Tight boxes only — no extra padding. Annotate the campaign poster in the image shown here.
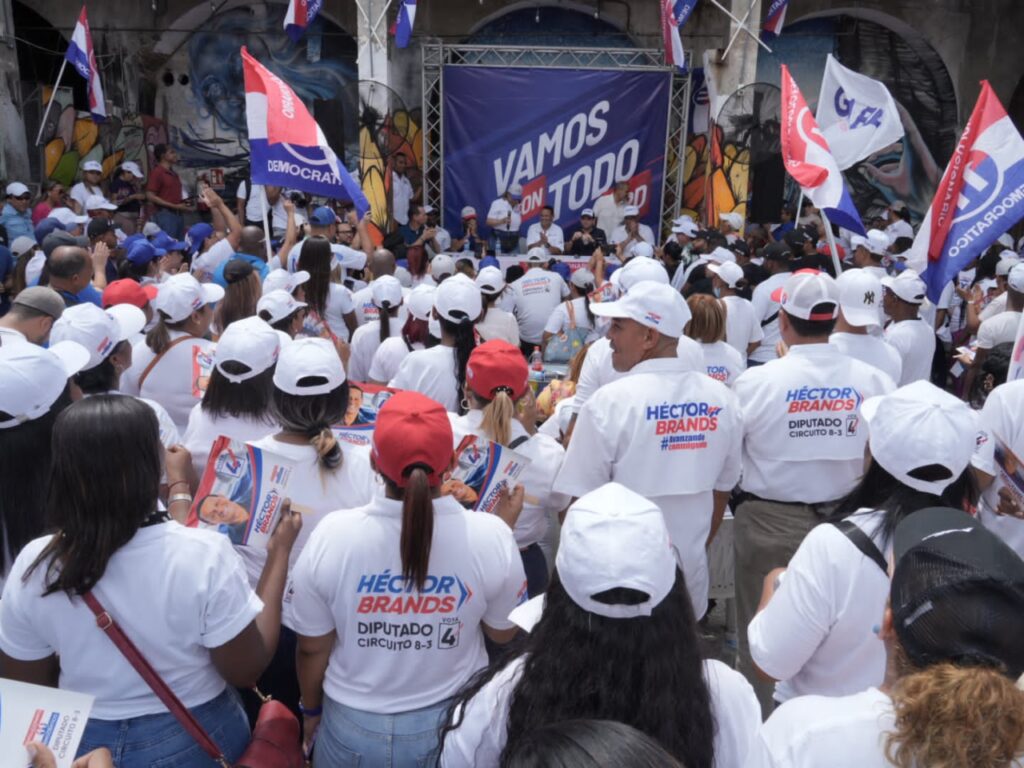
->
[186,437,293,547]
[0,679,93,768]
[331,382,399,448]
[442,434,531,514]
[442,66,671,238]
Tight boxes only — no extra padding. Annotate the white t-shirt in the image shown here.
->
[543,297,600,343]
[748,508,889,703]
[972,380,1024,559]
[434,226,452,253]
[829,332,903,384]
[236,182,288,230]
[191,238,235,283]
[70,181,101,212]
[510,268,570,344]
[700,340,745,387]
[750,272,791,363]
[389,344,460,412]
[369,336,421,383]
[351,285,410,327]
[592,193,626,235]
[449,411,569,548]
[885,218,914,241]
[122,331,217,432]
[476,307,521,346]
[556,357,742,615]
[440,656,760,768]
[977,310,1022,350]
[348,317,402,383]
[525,223,565,254]
[722,295,763,356]
[182,403,277,479]
[241,435,379,584]
[609,223,656,246]
[979,290,1008,323]
[283,495,527,713]
[0,524,261,719]
[883,318,935,385]
[486,197,521,234]
[733,344,896,503]
[392,173,414,226]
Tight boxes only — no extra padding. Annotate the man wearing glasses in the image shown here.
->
[2,183,36,242]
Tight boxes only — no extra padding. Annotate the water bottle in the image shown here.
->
[530,348,543,372]
[496,235,502,257]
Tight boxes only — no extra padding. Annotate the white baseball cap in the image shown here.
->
[997,233,1015,249]
[881,269,927,305]
[142,221,162,237]
[257,289,307,325]
[5,182,29,197]
[461,206,477,219]
[330,243,367,271]
[120,161,144,179]
[263,268,310,295]
[861,380,977,495]
[394,266,413,288]
[215,316,283,382]
[407,284,436,321]
[771,270,840,321]
[866,228,891,256]
[707,261,744,289]
[430,253,456,279]
[423,205,435,214]
[85,194,117,212]
[591,280,690,338]
[525,247,547,262]
[152,273,225,323]
[618,257,669,291]
[10,236,36,258]
[507,183,523,198]
[0,340,89,428]
[628,241,654,259]
[719,211,743,229]
[672,220,699,237]
[673,215,695,227]
[580,208,596,218]
[707,246,736,264]
[836,269,884,328]
[81,160,103,173]
[1009,263,1024,293]
[273,337,345,396]
[623,205,640,217]
[435,273,481,323]
[996,255,1020,277]
[570,268,596,290]
[49,207,88,227]
[475,266,506,295]
[49,303,146,370]
[371,275,403,308]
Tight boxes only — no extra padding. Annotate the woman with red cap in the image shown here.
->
[453,339,569,595]
[285,391,527,767]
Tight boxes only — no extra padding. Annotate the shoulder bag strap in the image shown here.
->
[831,520,888,574]
[508,435,530,450]
[137,335,195,392]
[565,298,577,331]
[760,309,780,328]
[82,592,229,765]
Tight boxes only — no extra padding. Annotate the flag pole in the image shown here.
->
[820,210,843,277]
[35,59,68,147]
[259,190,273,264]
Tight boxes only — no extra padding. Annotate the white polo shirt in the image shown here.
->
[389,344,460,412]
[392,173,414,226]
[748,508,889,703]
[883,318,935,385]
[486,197,521,235]
[977,310,1022,350]
[555,357,742,614]
[510,268,570,344]
[829,332,903,384]
[525,222,565,254]
[608,223,655,246]
[749,271,791,363]
[972,380,1024,559]
[236,182,287,230]
[700,340,745,387]
[733,344,896,504]
[722,295,763,356]
[476,307,521,346]
[283,495,526,714]
[348,318,403,383]
[979,290,1008,323]
[592,193,626,235]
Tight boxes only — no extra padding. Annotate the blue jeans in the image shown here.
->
[153,208,185,240]
[77,688,250,767]
[313,696,451,768]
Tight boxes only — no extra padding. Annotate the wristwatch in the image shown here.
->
[298,699,323,717]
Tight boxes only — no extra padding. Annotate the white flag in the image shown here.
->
[815,54,904,170]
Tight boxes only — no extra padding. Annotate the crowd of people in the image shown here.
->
[1,157,1024,768]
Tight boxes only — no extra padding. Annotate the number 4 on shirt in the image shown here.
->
[439,618,461,649]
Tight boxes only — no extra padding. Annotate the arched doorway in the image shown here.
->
[465,4,636,48]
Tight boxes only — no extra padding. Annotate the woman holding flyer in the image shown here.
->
[451,339,569,595]
[0,395,301,767]
[286,391,528,767]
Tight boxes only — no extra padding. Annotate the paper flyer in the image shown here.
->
[0,678,94,768]
[994,435,1024,510]
[191,345,214,397]
[332,383,399,448]
[588,281,618,304]
[186,436,294,548]
[442,434,531,514]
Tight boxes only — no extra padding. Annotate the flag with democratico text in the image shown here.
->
[284,0,322,42]
[661,0,697,70]
[393,0,417,49]
[241,46,368,216]
[65,6,106,122]
[780,64,864,236]
[905,81,1024,302]
[816,54,904,170]
[762,0,788,37]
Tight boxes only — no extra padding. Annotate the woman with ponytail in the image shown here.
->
[452,340,569,595]
[389,274,482,413]
[756,504,1024,768]
[287,391,527,767]
[367,284,437,384]
[295,236,358,342]
[541,267,601,351]
[347,275,404,382]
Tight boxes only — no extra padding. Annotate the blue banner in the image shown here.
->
[249,138,366,213]
[442,66,672,238]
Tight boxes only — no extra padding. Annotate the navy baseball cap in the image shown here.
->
[185,223,214,255]
[126,240,166,266]
[309,206,337,227]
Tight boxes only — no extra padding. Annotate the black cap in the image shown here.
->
[728,240,750,258]
[784,229,811,249]
[42,230,89,258]
[891,507,1024,679]
[223,258,255,285]
[761,241,791,262]
[86,217,114,239]
[694,229,715,240]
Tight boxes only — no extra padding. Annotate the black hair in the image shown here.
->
[73,340,132,393]
[145,310,192,354]
[25,396,161,596]
[117,258,153,282]
[153,143,169,161]
[541,205,554,215]
[258,307,304,334]
[663,240,683,263]
[382,467,435,592]
[502,720,685,768]
[378,300,400,345]
[271,381,349,471]
[201,363,276,421]
[506,265,525,284]
[571,277,596,327]
[0,384,72,575]
[440,314,477,415]
[296,237,333,319]
[784,306,836,337]
[441,570,715,767]
[973,248,1003,284]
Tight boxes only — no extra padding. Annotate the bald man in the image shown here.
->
[46,246,101,307]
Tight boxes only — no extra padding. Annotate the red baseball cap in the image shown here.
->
[465,339,529,401]
[372,391,453,487]
[102,279,158,310]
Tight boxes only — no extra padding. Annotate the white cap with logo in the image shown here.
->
[81,160,103,173]
[591,280,691,338]
[623,205,640,217]
[771,270,840,321]
[881,269,927,305]
[0,341,90,428]
[273,337,345,396]
[836,268,884,328]
[49,303,146,370]
[215,316,284,382]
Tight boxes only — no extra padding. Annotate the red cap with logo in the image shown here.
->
[372,391,453,487]
[465,339,530,401]
[102,279,158,310]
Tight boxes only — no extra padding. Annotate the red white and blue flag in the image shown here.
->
[284,0,322,42]
[906,81,1024,302]
[661,0,697,70]
[241,46,369,216]
[65,6,106,122]
[762,0,789,37]
[780,65,864,237]
[393,0,417,49]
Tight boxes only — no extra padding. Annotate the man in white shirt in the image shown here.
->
[486,184,522,254]
[732,270,895,711]
[749,242,795,364]
[609,205,655,258]
[830,269,902,382]
[972,379,1024,558]
[884,199,914,241]
[391,153,416,226]
[0,286,65,345]
[964,263,1024,399]
[718,211,743,243]
[880,269,936,385]
[849,229,890,281]
[425,206,451,253]
[235,181,287,232]
[69,160,104,214]
[708,261,762,357]
[592,181,629,236]
[509,248,569,355]
[525,205,564,256]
